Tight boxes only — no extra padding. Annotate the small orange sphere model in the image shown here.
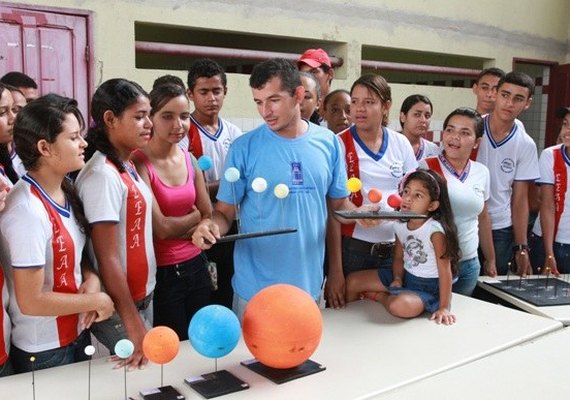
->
[367,188,382,204]
[242,284,323,369]
[142,326,180,365]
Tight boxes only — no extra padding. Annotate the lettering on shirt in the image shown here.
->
[129,183,143,249]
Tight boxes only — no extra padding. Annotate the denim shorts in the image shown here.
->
[452,257,481,296]
[378,268,441,313]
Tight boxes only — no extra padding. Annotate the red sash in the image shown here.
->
[30,186,79,347]
[425,156,445,180]
[0,165,11,193]
[553,146,567,238]
[108,160,150,302]
[339,126,362,237]
[0,269,7,364]
[188,123,203,158]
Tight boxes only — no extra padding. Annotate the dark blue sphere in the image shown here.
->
[188,305,241,359]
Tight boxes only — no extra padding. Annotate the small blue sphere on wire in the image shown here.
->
[114,339,134,359]
[197,155,213,171]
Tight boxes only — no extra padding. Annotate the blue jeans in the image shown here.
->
[10,330,90,373]
[452,257,480,296]
[490,226,514,275]
[342,238,393,276]
[90,293,153,354]
[154,255,211,341]
[529,233,570,274]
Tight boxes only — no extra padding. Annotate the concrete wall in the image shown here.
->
[5,0,570,127]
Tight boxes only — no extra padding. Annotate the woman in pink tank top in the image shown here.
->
[132,83,212,340]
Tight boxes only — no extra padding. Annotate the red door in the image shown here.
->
[0,5,90,118]
[546,63,570,147]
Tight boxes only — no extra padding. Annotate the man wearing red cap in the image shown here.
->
[298,48,335,100]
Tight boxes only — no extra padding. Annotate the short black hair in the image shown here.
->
[498,71,535,97]
[249,58,301,96]
[399,94,433,128]
[475,67,505,84]
[323,89,350,109]
[0,71,38,89]
[187,59,227,91]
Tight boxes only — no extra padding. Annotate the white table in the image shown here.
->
[478,274,570,326]
[0,295,562,400]
[380,326,570,400]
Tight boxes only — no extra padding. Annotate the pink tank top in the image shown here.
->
[133,149,201,266]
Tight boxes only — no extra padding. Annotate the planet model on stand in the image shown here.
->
[240,284,326,384]
[114,339,134,400]
[185,305,249,398]
[139,327,184,400]
[188,305,241,359]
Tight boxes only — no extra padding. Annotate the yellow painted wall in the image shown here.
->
[5,0,570,123]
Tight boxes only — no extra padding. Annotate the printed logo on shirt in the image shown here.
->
[500,158,515,174]
[223,137,233,152]
[403,235,428,268]
[291,162,304,185]
[390,161,405,178]
[472,184,485,198]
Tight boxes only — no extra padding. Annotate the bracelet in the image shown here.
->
[512,244,529,253]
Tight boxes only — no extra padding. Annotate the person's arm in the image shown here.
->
[79,254,110,329]
[206,180,220,203]
[528,183,541,214]
[539,184,558,275]
[512,180,532,276]
[134,156,205,240]
[478,202,497,277]
[12,266,113,321]
[328,197,380,227]
[188,154,214,236]
[324,213,345,309]
[391,239,404,288]
[430,231,455,325]
[90,222,148,370]
[192,201,236,249]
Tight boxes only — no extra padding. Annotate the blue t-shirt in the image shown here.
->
[217,122,349,301]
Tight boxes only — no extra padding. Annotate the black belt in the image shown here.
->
[343,237,395,259]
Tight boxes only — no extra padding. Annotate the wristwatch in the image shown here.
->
[512,244,530,253]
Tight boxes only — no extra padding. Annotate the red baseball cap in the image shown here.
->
[297,48,332,69]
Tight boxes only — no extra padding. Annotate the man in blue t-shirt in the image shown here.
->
[192,58,372,319]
